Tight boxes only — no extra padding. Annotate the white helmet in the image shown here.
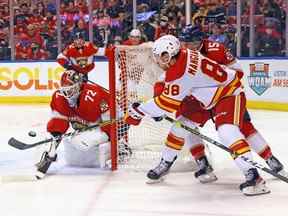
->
[152,34,180,66]
[60,70,82,101]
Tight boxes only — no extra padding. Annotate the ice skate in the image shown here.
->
[194,156,217,183]
[35,151,57,179]
[146,158,175,184]
[240,168,270,196]
[266,155,288,177]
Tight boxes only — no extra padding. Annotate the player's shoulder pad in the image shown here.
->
[50,90,70,113]
[51,90,64,100]
[165,48,187,82]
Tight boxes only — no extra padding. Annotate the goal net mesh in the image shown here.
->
[109,43,197,172]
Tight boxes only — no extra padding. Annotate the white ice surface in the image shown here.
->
[0,104,287,216]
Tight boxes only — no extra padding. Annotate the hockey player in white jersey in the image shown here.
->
[178,25,287,179]
[150,29,287,184]
[125,35,270,196]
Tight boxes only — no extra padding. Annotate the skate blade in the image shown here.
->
[146,177,165,184]
[198,173,218,184]
[242,182,271,196]
[243,189,271,196]
[278,170,288,178]
[0,174,39,183]
[35,171,46,180]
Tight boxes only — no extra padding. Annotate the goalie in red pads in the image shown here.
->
[35,70,112,179]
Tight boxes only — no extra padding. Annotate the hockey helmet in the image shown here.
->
[60,70,82,99]
[152,34,180,66]
[179,25,205,42]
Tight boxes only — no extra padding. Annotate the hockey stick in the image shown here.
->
[8,120,112,150]
[164,116,288,184]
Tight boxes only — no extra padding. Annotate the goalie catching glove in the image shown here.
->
[124,102,145,125]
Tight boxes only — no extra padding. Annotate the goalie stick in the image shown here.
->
[8,120,113,150]
[164,115,288,184]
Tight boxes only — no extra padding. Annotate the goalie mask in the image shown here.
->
[152,34,180,67]
[60,70,82,100]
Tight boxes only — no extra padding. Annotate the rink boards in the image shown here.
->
[0,58,288,111]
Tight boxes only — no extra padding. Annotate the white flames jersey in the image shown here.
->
[138,48,243,117]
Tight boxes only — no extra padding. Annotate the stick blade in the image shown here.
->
[8,137,30,150]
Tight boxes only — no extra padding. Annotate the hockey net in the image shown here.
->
[107,43,198,172]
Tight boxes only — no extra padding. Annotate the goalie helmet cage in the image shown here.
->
[107,43,198,171]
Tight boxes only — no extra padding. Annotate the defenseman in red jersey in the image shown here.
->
[35,70,112,179]
[125,35,270,196]
[178,25,287,177]
[57,33,108,80]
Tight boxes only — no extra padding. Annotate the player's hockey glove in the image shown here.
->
[124,102,145,126]
[153,81,165,97]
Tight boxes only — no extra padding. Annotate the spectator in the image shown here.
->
[0,31,10,60]
[35,1,46,16]
[93,26,105,47]
[192,2,208,26]
[208,23,229,45]
[76,0,88,14]
[93,9,111,29]
[29,9,44,28]
[113,35,123,45]
[25,24,44,49]
[15,34,33,60]
[154,15,170,39]
[206,1,226,24]
[122,29,143,45]
[19,3,32,18]
[139,18,156,41]
[225,25,237,56]
[70,18,89,43]
[256,18,282,56]
[31,42,49,60]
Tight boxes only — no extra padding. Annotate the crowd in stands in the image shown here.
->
[0,0,286,60]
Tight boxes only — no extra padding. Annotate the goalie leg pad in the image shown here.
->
[69,127,109,152]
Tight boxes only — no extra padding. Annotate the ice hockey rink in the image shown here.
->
[0,104,287,216]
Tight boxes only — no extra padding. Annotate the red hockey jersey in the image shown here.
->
[47,83,111,135]
[200,39,235,66]
[57,42,99,74]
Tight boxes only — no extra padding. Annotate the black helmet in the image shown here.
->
[179,25,205,42]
